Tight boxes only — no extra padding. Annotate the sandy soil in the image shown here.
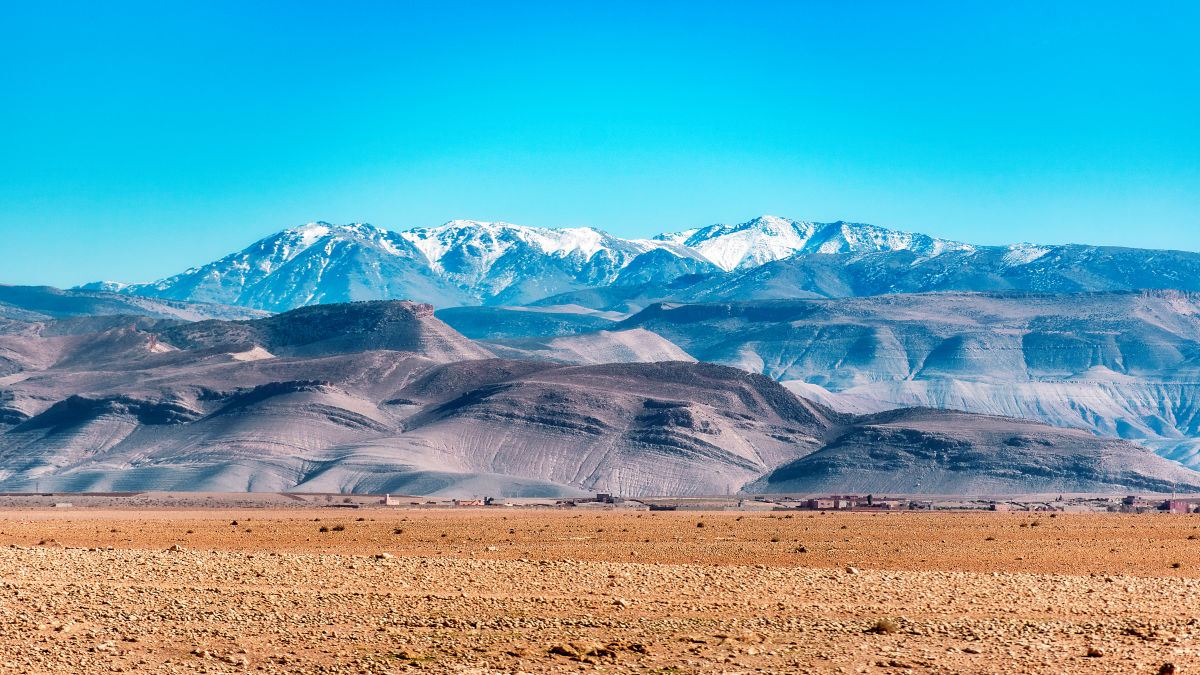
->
[0,508,1197,673]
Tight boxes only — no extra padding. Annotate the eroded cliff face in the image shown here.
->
[617,290,1200,467]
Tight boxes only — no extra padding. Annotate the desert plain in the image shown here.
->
[1,505,1199,674]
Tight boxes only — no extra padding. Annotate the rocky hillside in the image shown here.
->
[156,300,493,360]
[750,408,1199,494]
[615,290,1200,468]
[0,284,267,322]
[0,300,1193,495]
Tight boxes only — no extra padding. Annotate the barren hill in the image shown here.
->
[1,299,1195,495]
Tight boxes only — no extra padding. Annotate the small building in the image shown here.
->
[382,494,402,506]
[1122,495,1152,511]
[1165,499,1191,514]
[805,499,836,510]
[728,500,776,511]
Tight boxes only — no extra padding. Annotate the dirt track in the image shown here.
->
[1,508,1197,673]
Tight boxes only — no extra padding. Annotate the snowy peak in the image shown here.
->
[86,214,1146,313]
[656,216,821,271]
[272,221,411,256]
[401,220,657,265]
[166,223,354,281]
[395,220,700,285]
[655,215,973,271]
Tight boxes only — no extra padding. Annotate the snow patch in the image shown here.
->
[292,223,331,248]
[1002,244,1051,267]
[654,215,972,271]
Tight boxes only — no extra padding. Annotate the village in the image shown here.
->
[1,490,1195,514]
[427,492,1197,514]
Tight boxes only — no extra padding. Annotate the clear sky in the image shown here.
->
[2,1,1198,287]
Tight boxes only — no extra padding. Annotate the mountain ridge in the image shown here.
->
[80,215,1200,313]
[2,299,1194,496]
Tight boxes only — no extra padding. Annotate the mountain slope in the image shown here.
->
[102,221,717,311]
[616,291,1200,468]
[156,301,494,360]
[655,215,972,271]
[682,244,1200,302]
[480,328,695,364]
[101,223,467,311]
[434,306,618,339]
[2,300,1189,495]
[0,284,267,322]
[749,408,1200,494]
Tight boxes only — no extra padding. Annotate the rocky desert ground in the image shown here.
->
[1,506,1198,674]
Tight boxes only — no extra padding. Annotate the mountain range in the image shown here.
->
[83,215,1200,313]
[0,213,1192,495]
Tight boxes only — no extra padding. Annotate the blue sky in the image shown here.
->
[1,1,1197,287]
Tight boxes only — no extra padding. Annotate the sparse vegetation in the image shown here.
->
[0,509,1194,672]
[866,618,899,634]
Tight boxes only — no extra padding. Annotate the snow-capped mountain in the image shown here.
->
[395,220,707,301]
[83,215,1200,313]
[655,215,973,271]
[102,222,463,311]
[99,220,716,311]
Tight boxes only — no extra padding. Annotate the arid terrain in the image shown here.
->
[1,507,1198,674]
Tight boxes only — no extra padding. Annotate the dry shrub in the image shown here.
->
[866,618,899,635]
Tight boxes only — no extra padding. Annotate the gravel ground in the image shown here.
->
[0,509,1196,673]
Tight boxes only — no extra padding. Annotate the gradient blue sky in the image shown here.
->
[2,1,1198,287]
